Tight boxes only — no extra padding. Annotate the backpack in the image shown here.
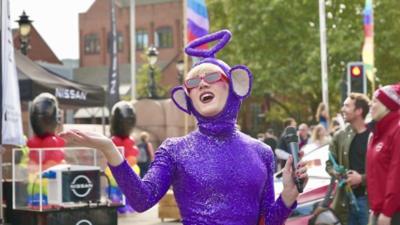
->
[137,142,149,163]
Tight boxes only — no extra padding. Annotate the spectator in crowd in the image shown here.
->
[310,124,330,148]
[316,102,330,130]
[367,83,400,225]
[137,131,155,178]
[326,93,371,225]
[297,123,310,150]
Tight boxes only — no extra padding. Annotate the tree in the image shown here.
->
[207,0,400,131]
[135,53,168,99]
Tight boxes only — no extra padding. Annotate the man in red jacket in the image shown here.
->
[367,83,400,225]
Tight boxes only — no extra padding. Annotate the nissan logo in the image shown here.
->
[70,175,93,197]
[76,219,92,225]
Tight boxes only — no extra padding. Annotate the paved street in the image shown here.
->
[118,204,181,225]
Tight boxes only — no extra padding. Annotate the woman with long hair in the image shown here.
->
[310,124,330,147]
[315,102,330,130]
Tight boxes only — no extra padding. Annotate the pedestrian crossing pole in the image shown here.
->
[319,0,330,115]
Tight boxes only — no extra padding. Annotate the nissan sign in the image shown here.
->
[62,170,100,203]
[70,175,93,197]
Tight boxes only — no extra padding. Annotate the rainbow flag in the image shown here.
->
[187,0,209,46]
[362,0,374,83]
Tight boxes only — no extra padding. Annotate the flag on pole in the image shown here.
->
[187,0,209,46]
[362,0,374,84]
[1,0,24,145]
[107,0,120,111]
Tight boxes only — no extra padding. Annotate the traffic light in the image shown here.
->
[347,62,366,94]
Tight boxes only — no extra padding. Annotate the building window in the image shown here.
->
[136,29,148,50]
[107,32,124,53]
[84,33,100,54]
[155,27,173,48]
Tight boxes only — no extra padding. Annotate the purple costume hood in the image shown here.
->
[171,30,252,136]
[109,30,295,225]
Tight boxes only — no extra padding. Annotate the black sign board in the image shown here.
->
[62,170,100,203]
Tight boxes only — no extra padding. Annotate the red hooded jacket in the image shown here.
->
[367,111,400,217]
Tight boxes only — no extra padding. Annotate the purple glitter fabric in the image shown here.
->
[109,30,295,225]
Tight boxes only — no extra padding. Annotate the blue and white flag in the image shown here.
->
[187,0,209,44]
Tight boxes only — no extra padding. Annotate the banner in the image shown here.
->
[107,0,120,111]
[362,0,374,83]
[187,0,209,46]
[1,0,24,145]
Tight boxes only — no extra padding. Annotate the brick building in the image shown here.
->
[13,25,62,65]
[75,0,184,98]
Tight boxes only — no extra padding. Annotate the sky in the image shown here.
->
[10,0,95,60]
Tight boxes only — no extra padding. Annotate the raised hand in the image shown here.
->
[59,130,124,166]
[281,151,308,208]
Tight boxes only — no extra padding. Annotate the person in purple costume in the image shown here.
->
[60,30,308,225]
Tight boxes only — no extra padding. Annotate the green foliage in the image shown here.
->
[135,54,168,99]
[373,0,400,85]
[207,0,400,126]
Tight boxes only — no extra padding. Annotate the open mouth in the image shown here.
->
[200,92,215,103]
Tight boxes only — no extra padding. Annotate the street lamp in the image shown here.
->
[176,59,184,84]
[16,11,33,55]
[146,46,159,99]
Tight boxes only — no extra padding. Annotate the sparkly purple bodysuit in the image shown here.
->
[110,30,295,225]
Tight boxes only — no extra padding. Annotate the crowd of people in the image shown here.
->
[258,84,400,225]
[259,114,334,173]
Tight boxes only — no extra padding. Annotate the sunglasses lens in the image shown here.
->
[205,72,221,83]
[185,72,225,90]
[185,77,200,89]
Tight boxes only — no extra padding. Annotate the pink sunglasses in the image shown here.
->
[184,72,228,91]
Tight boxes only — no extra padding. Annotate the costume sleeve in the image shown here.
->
[382,131,400,217]
[109,139,175,212]
[261,146,296,225]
